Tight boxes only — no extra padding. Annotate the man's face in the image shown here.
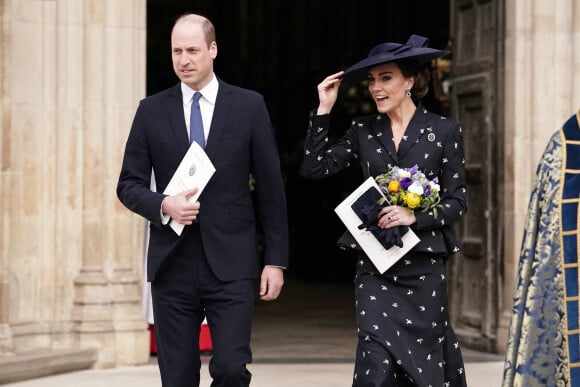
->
[171,21,217,90]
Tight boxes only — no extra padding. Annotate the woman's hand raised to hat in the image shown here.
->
[317,71,344,115]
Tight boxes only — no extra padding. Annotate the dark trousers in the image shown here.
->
[151,225,254,387]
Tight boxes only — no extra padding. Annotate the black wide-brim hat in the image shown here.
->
[342,34,449,82]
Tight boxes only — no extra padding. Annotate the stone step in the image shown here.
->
[0,348,97,384]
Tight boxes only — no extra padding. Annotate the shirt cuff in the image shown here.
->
[265,264,286,270]
[160,197,171,225]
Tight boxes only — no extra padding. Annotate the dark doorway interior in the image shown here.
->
[146,0,450,283]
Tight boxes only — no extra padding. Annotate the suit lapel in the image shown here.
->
[373,114,399,165]
[204,80,232,160]
[373,114,399,164]
[396,106,430,160]
[168,84,190,156]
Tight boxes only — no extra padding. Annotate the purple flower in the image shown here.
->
[399,177,413,190]
[374,164,441,218]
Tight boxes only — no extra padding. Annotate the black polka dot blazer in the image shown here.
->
[300,105,467,257]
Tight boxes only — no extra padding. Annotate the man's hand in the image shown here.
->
[161,187,200,225]
[259,266,284,301]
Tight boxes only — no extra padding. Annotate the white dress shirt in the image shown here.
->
[161,75,219,225]
[181,74,219,143]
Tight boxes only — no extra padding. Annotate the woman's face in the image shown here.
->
[367,62,414,114]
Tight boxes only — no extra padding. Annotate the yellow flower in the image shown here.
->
[387,180,400,193]
[405,193,421,209]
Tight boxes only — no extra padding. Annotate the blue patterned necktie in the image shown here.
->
[190,92,205,148]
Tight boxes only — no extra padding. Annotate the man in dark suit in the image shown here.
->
[116,13,288,387]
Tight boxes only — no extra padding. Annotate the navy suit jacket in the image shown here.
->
[117,79,289,282]
[300,105,467,256]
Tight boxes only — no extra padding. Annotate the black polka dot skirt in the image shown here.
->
[352,253,467,387]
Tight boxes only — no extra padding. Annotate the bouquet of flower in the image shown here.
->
[375,164,442,218]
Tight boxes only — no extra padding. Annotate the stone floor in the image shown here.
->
[3,277,506,386]
[251,277,357,362]
[251,277,504,364]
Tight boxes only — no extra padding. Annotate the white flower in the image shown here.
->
[429,181,440,193]
[408,181,424,195]
[397,168,412,179]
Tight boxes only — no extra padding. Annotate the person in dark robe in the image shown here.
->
[503,109,580,387]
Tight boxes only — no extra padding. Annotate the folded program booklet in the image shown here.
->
[163,141,216,235]
[334,176,420,274]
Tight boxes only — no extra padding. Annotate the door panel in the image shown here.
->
[448,0,503,352]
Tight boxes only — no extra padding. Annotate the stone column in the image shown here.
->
[70,0,117,366]
[0,0,14,357]
[0,283,12,355]
[105,2,150,365]
[0,0,64,355]
[498,0,580,352]
[0,0,148,372]
[70,0,148,367]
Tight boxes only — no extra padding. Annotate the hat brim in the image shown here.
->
[341,49,449,83]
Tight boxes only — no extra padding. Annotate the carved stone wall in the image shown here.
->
[498,0,580,352]
[0,0,149,377]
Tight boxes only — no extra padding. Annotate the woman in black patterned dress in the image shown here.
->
[300,35,468,387]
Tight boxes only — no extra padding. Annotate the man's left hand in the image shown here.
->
[259,266,284,301]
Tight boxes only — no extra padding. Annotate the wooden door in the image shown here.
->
[447,0,504,352]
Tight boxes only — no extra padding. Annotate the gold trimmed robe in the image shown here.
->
[503,110,580,387]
